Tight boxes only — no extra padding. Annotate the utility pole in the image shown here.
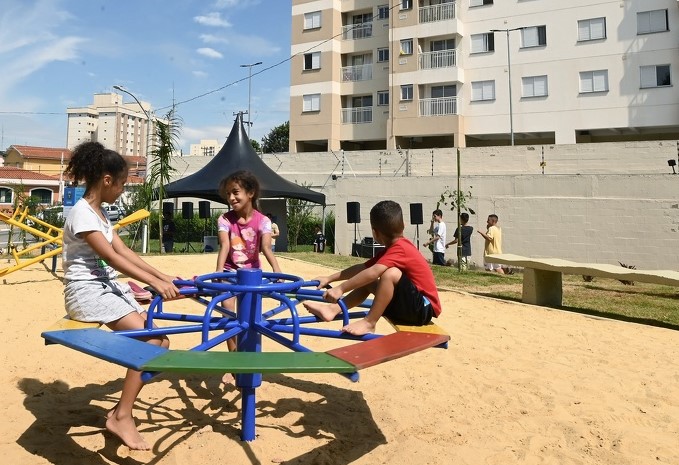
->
[240,62,262,138]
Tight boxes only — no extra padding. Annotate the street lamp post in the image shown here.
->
[490,27,524,146]
[113,85,152,253]
[240,62,262,138]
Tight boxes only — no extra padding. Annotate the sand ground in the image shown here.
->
[1,253,677,465]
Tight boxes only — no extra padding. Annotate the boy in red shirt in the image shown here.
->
[304,200,441,335]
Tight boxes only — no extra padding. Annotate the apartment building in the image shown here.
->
[189,139,220,157]
[289,0,679,151]
[66,93,154,157]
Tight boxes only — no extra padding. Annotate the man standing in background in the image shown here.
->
[425,209,446,265]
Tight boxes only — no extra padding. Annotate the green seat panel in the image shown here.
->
[143,350,356,374]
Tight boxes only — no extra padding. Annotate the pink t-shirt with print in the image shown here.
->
[217,210,272,271]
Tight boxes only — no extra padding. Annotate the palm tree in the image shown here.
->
[148,107,181,253]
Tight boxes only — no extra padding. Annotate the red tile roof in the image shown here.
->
[10,145,71,161]
[0,166,61,181]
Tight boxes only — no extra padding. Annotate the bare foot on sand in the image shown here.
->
[221,372,235,385]
[303,301,341,322]
[341,318,377,336]
[106,413,150,450]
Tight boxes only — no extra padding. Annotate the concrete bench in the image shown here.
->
[485,253,679,307]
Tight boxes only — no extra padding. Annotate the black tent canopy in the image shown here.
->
[164,113,325,205]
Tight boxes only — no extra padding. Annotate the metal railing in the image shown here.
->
[419,97,458,116]
[342,22,373,40]
[419,2,456,23]
[340,64,373,82]
[419,49,456,69]
[341,107,373,124]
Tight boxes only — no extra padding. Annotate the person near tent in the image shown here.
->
[266,213,280,252]
[215,170,282,383]
[313,226,326,253]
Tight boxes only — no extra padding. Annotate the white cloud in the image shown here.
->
[192,70,208,78]
[199,33,230,45]
[213,0,261,9]
[193,12,231,28]
[196,47,224,59]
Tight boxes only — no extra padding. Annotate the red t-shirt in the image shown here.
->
[365,237,442,317]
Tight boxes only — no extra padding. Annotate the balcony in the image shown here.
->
[340,64,373,82]
[342,22,373,40]
[341,107,373,124]
[419,49,456,70]
[419,97,458,116]
[419,2,456,24]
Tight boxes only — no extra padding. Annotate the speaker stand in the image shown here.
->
[415,224,420,249]
[352,223,360,256]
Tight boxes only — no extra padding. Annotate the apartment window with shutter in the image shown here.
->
[377,47,390,63]
[471,80,495,101]
[577,17,606,41]
[303,52,321,70]
[640,65,671,88]
[303,11,321,30]
[521,26,547,48]
[303,94,321,112]
[401,0,413,10]
[470,33,494,53]
[579,70,608,93]
[637,9,668,34]
[470,0,493,6]
[377,5,389,19]
[377,90,390,106]
[522,75,548,97]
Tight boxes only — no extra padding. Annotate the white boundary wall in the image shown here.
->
[173,141,679,269]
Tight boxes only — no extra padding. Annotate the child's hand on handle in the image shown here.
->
[323,286,343,303]
[151,276,179,300]
[313,276,331,289]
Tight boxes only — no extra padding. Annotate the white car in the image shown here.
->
[104,204,125,221]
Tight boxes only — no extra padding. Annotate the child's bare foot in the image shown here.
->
[105,413,150,450]
[303,301,341,322]
[221,372,235,385]
[341,318,377,336]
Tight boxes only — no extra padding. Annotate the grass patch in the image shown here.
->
[279,252,679,330]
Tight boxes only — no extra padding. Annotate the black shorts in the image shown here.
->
[383,274,434,326]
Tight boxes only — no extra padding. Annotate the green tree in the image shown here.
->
[286,183,315,250]
[261,121,289,154]
[250,139,262,153]
[148,107,181,253]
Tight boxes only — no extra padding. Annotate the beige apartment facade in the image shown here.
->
[66,93,154,157]
[289,0,679,152]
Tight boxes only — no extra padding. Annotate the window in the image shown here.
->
[303,52,321,70]
[400,39,413,55]
[471,80,495,101]
[400,84,414,101]
[470,33,494,53]
[303,11,321,30]
[377,4,389,19]
[431,85,456,98]
[401,0,413,10]
[30,188,53,204]
[640,65,671,88]
[430,39,455,51]
[0,187,12,203]
[377,90,390,106]
[522,75,548,97]
[352,95,373,107]
[637,9,668,34]
[521,26,547,47]
[578,17,606,41]
[579,70,608,93]
[303,94,320,112]
[469,0,493,6]
[377,47,389,62]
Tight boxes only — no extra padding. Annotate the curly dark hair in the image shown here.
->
[218,170,261,210]
[64,142,127,193]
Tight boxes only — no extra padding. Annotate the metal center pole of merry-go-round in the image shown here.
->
[235,268,264,441]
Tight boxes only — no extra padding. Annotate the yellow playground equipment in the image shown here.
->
[0,207,149,277]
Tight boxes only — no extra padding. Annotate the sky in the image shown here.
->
[0,0,293,153]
